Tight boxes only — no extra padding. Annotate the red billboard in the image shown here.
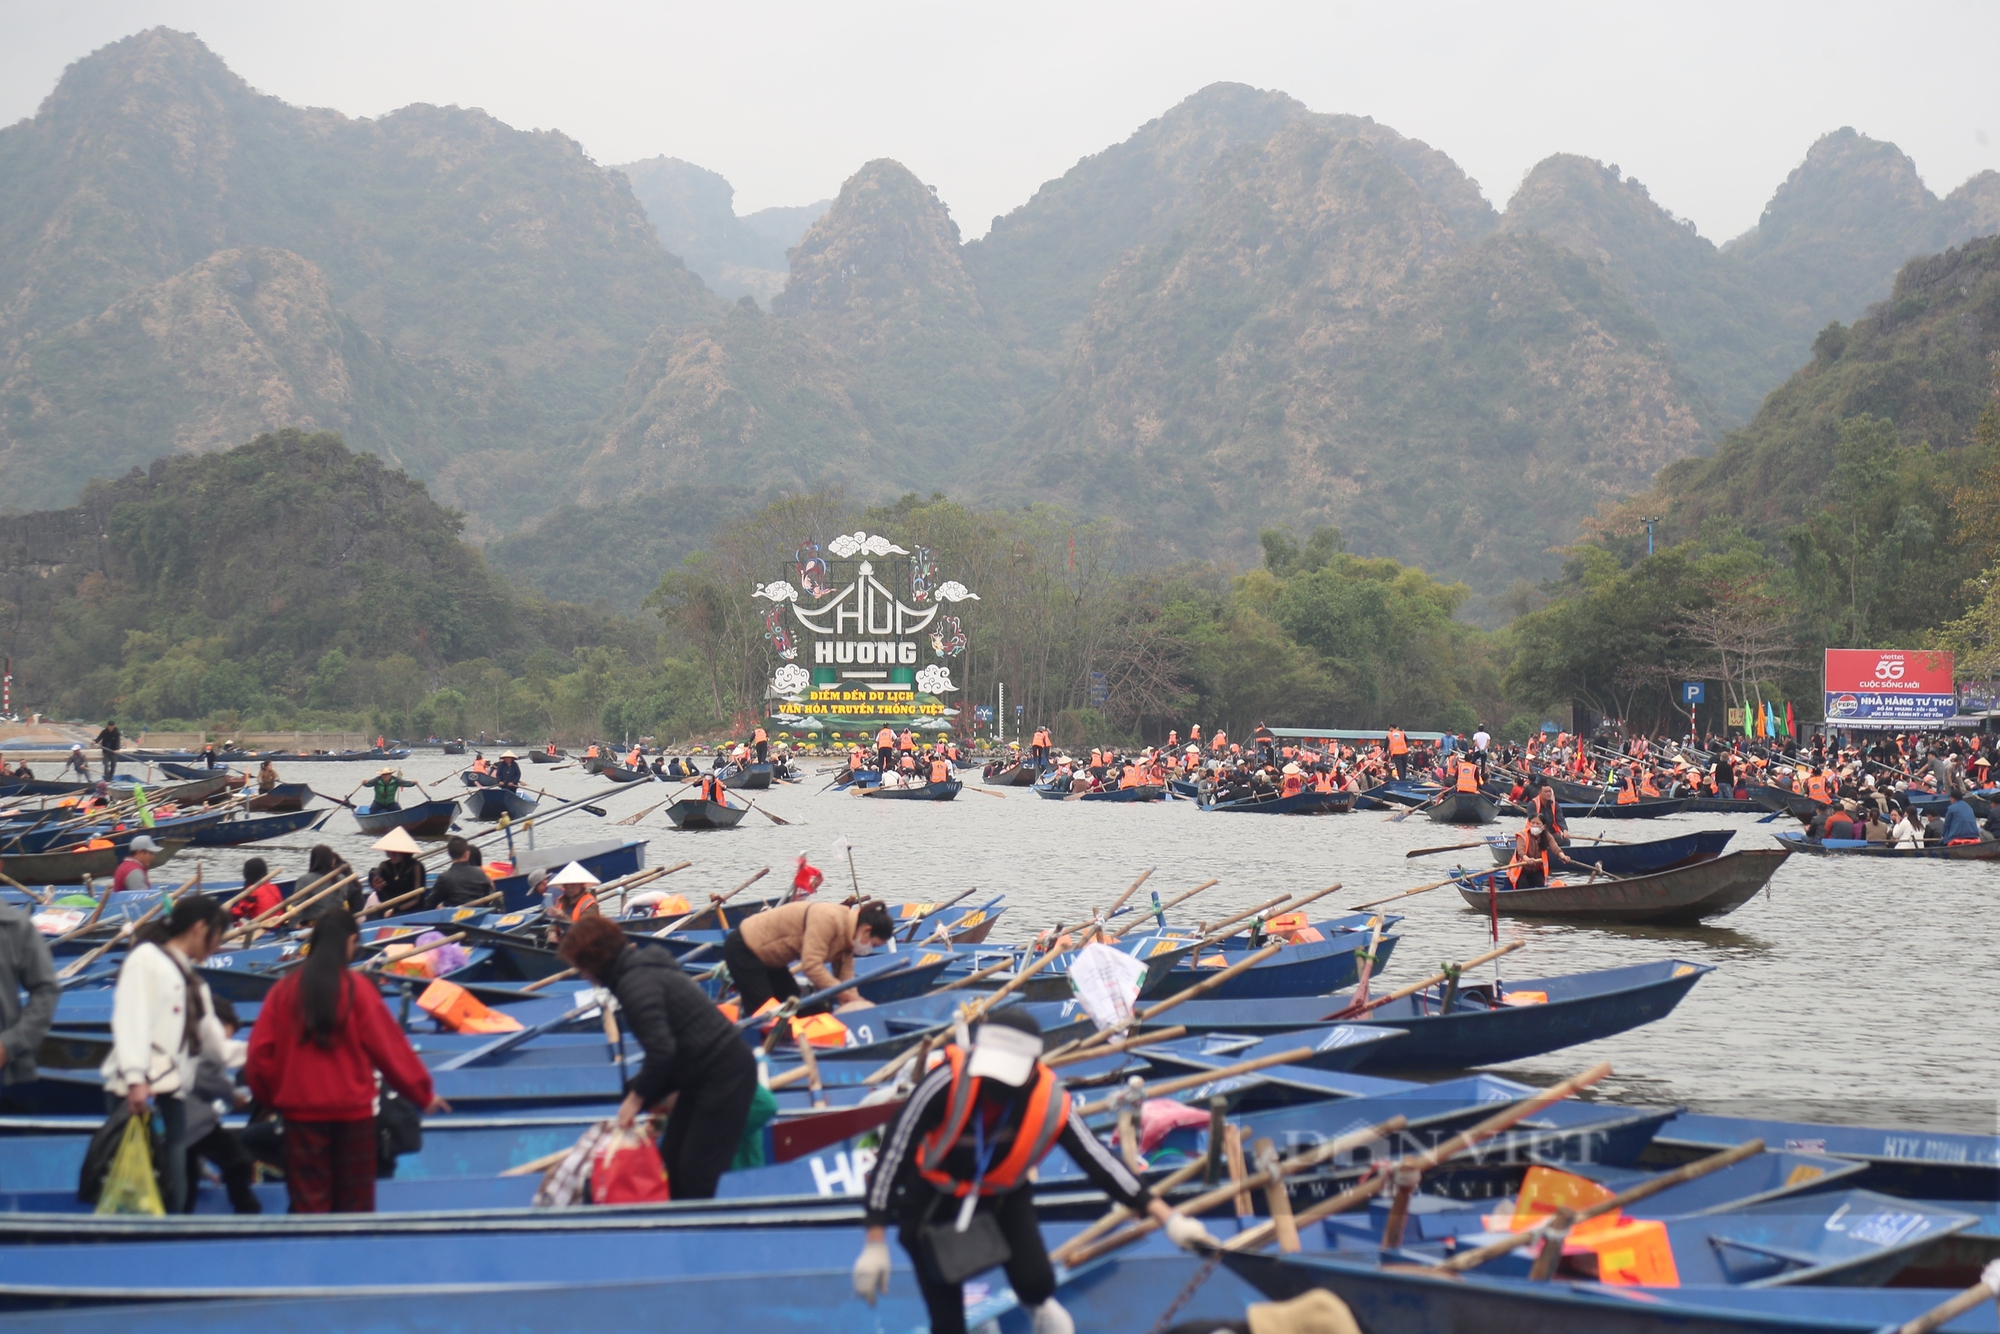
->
[1823,649,1955,726]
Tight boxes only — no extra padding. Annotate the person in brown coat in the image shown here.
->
[723,900,894,1014]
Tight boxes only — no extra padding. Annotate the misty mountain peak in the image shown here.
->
[772,159,983,328]
[1745,127,1936,246]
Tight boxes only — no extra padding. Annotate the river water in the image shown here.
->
[207,753,1998,1135]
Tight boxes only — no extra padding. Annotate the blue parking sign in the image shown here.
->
[1681,682,1705,704]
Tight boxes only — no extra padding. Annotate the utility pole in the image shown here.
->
[1641,516,1661,556]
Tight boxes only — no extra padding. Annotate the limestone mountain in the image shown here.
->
[573,159,1024,508]
[1002,118,1708,609]
[617,155,828,305]
[0,28,719,521]
[1498,135,2000,427]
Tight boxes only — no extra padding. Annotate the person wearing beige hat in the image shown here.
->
[365,767,417,812]
[368,826,426,908]
[492,751,523,790]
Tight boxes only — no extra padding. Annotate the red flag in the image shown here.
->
[1786,700,1795,737]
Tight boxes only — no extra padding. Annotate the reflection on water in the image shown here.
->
[176,755,1999,1135]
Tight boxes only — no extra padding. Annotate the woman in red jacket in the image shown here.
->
[245,909,448,1212]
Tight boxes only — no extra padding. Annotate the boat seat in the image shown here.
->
[1706,1233,1818,1283]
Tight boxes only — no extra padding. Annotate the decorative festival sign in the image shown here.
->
[1823,649,1956,727]
[756,533,978,724]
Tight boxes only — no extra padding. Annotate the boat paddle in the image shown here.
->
[1385,791,1445,823]
[1435,1137,1765,1275]
[652,866,771,940]
[960,784,1005,799]
[899,886,979,942]
[1321,940,1525,1021]
[1215,1062,1613,1257]
[1404,840,1489,859]
[728,956,929,1031]
[1893,1263,2000,1334]
[1108,878,1218,938]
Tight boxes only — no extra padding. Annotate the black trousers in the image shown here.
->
[185,1124,262,1213]
[755,740,768,763]
[105,1093,185,1212]
[101,749,119,779]
[878,746,895,772]
[1391,754,1407,779]
[899,1187,1054,1334]
[659,1040,757,1200]
[723,929,800,1016]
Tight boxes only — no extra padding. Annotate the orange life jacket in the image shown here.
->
[557,890,598,922]
[877,728,895,748]
[1509,827,1551,887]
[1387,729,1408,756]
[1617,771,1639,804]
[1806,773,1829,802]
[1456,762,1479,794]
[1640,773,1660,798]
[899,730,916,752]
[753,727,767,744]
[1121,763,1142,789]
[930,757,950,783]
[471,757,490,775]
[915,1046,1071,1198]
[701,775,726,804]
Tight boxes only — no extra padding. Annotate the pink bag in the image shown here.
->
[590,1126,670,1204]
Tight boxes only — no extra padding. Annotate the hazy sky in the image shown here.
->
[8,2,1998,243]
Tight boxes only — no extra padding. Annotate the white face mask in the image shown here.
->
[853,938,875,956]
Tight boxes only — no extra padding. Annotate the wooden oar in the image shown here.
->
[1055,1113,1410,1266]
[899,887,978,942]
[1108,878,1217,938]
[1220,1061,1613,1254]
[651,866,769,938]
[1076,1046,1314,1117]
[735,795,791,826]
[1893,1263,2000,1334]
[615,798,672,826]
[1322,940,1524,1021]
[1348,868,1499,911]
[930,952,1023,995]
[1048,945,1284,1061]
[1185,894,1290,944]
[1435,1138,1764,1274]
[57,895,169,981]
[1099,868,1153,932]
[961,784,1005,799]
[360,931,469,974]
[220,872,358,943]
[1405,840,1488,859]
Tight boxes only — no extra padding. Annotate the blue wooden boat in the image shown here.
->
[983,760,1043,786]
[721,761,774,790]
[1485,828,1736,875]
[187,808,326,846]
[462,786,537,821]
[157,761,236,780]
[5,806,229,855]
[245,781,310,812]
[1216,1250,1999,1334]
[1199,789,1356,814]
[663,798,745,829]
[1130,959,1710,1070]
[857,779,959,801]
[1454,849,1790,924]
[1772,829,2000,860]
[1653,1110,2000,1202]
[485,839,647,911]
[1428,789,1498,824]
[1035,782,1163,802]
[1559,795,1693,819]
[0,838,190,885]
[1144,929,1404,1001]
[829,767,880,789]
[351,798,457,838]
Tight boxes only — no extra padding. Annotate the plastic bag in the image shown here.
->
[590,1124,670,1205]
[95,1116,165,1215]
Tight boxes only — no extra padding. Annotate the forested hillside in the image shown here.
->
[0,430,650,734]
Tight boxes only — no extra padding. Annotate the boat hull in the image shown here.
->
[187,809,324,847]
[3,840,189,885]
[1773,831,2000,860]
[1557,796,1693,820]
[1487,828,1736,876]
[1455,849,1790,924]
[721,763,773,790]
[352,799,458,839]
[1200,789,1355,814]
[1427,790,1498,825]
[462,787,538,822]
[244,783,310,813]
[664,799,746,830]
[858,781,960,801]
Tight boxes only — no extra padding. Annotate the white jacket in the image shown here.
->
[1891,816,1922,850]
[101,941,229,1097]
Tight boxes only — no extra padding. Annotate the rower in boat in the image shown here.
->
[492,751,522,790]
[752,725,768,765]
[426,837,491,910]
[851,1009,1216,1334]
[469,752,490,778]
[257,759,280,793]
[724,899,894,1015]
[544,862,602,940]
[369,827,426,906]
[1940,790,1983,845]
[367,766,417,812]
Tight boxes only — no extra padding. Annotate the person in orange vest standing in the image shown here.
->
[851,1010,1217,1334]
[1386,726,1410,780]
[928,751,953,786]
[752,725,769,765]
[875,725,897,774]
[1030,725,1052,769]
